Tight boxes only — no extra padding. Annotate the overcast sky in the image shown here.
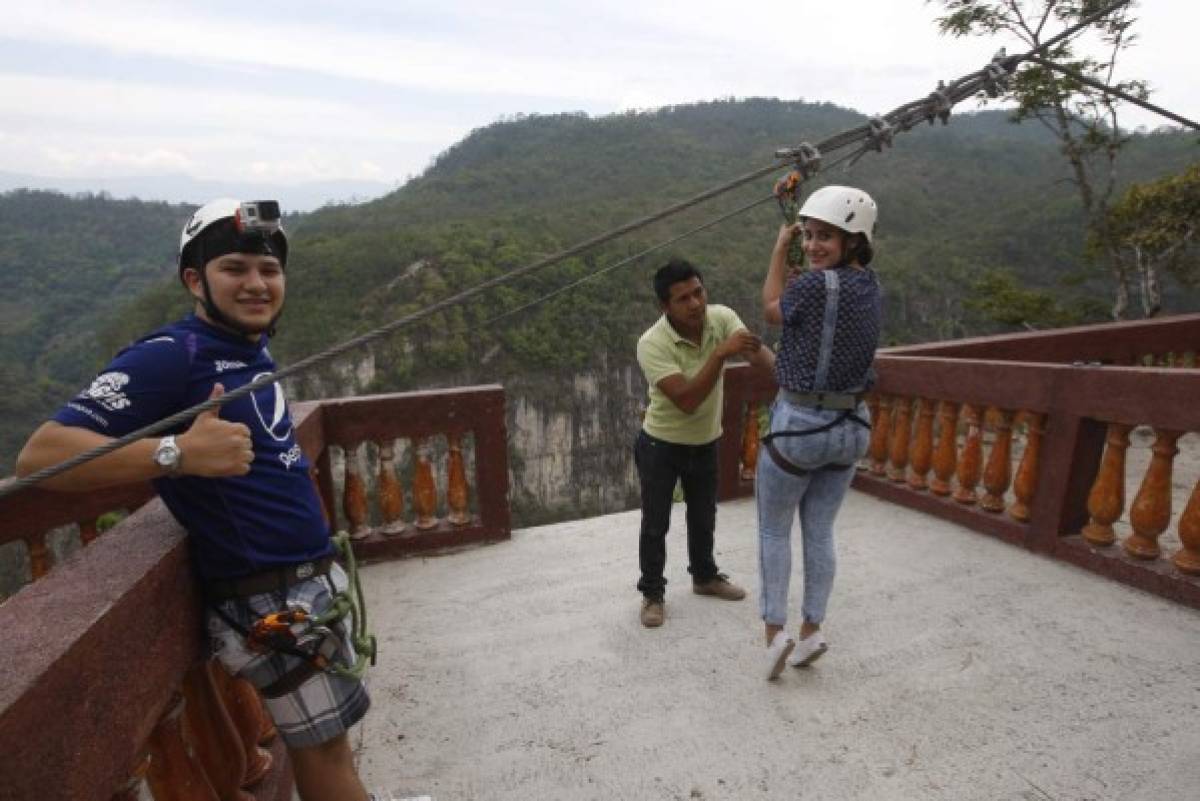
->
[1,0,1195,203]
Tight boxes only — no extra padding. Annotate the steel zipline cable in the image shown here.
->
[477,148,865,331]
[1024,55,1199,131]
[2,0,1153,500]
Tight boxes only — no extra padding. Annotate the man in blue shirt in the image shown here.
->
[17,198,371,801]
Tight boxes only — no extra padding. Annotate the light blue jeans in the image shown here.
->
[756,399,871,627]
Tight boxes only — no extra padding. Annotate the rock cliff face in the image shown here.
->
[506,362,645,525]
[295,350,650,528]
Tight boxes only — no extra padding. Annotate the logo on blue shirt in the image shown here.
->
[250,372,293,442]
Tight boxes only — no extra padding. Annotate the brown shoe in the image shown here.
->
[692,574,746,601]
[640,597,665,627]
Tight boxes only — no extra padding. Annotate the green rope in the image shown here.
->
[315,531,378,680]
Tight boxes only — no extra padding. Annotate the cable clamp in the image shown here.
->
[927,81,952,126]
[773,141,822,179]
[866,117,894,152]
[983,48,1011,98]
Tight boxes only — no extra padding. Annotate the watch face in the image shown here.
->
[155,437,181,471]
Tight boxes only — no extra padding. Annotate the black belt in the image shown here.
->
[763,439,856,478]
[779,389,862,411]
[206,556,334,602]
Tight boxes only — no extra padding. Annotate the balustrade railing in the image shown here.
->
[718,363,777,499]
[1,385,511,799]
[309,385,510,560]
[0,495,292,801]
[0,479,154,598]
[720,313,1200,610]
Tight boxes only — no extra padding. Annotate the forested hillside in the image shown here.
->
[0,191,189,471]
[1,99,1196,474]
[270,99,1197,392]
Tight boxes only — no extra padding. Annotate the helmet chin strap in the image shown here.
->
[197,271,281,338]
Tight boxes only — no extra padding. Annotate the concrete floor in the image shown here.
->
[352,492,1200,801]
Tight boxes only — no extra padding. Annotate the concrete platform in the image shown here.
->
[352,492,1200,801]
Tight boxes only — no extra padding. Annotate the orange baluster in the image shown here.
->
[1009,412,1045,522]
[887,396,912,483]
[980,408,1016,513]
[740,403,761,481]
[447,433,471,526]
[28,533,49,580]
[212,664,273,788]
[1123,428,1183,560]
[146,697,220,801]
[378,442,407,536]
[342,444,369,541]
[309,463,332,526]
[907,398,935,490]
[929,401,960,496]
[413,439,439,530]
[1173,476,1200,575]
[181,660,254,801]
[953,405,983,505]
[1081,423,1133,546]
[861,394,881,469]
[80,518,100,545]
[869,394,892,476]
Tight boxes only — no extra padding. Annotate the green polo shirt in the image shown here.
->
[637,304,747,445]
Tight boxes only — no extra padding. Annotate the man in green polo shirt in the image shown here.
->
[635,258,774,627]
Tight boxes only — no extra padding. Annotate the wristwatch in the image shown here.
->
[153,435,183,477]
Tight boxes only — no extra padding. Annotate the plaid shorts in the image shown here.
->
[207,562,371,749]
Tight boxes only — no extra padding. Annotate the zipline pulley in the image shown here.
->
[774,141,822,180]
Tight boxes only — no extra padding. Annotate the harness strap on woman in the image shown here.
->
[761,269,869,477]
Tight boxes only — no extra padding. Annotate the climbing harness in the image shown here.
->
[761,269,871,479]
[7,0,1173,500]
[210,531,377,696]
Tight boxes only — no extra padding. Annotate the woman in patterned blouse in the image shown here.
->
[757,184,883,680]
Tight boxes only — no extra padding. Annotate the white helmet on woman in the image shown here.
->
[798,185,877,243]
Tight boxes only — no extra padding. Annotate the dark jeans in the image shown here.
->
[634,430,721,599]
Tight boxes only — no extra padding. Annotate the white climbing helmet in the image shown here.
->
[178,197,287,273]
[798,185,878,243]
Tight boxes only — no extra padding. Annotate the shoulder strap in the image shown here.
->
[812,269,840,390]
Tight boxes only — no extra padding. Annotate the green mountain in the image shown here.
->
[1,99,1196,473]
[268,99,1198,385]
[0,191,191,470]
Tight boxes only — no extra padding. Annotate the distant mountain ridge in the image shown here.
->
[0,171,395,213]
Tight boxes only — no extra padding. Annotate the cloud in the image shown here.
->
[4,2,619,102]
[43,145,194,172]
[0,0,1192,187]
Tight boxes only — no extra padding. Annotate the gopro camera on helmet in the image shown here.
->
[235,200,282,235]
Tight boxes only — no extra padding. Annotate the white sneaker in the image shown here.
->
[787,631,828,667]
[765,630,795,680]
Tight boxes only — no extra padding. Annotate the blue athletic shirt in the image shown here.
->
[53,314,333,580]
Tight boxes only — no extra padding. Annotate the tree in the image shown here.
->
[1093,163,1200,316]
[932,0,1150,318]
[965,268,1106,329]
